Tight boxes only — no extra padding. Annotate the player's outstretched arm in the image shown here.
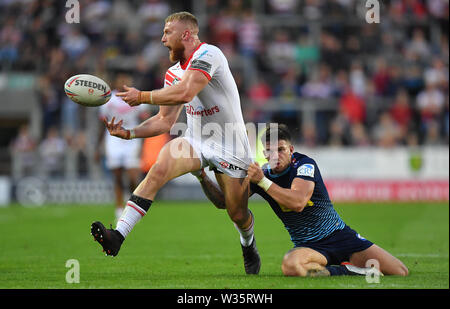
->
[103,105,183,140]
[193,169,254,210]
[117,70,209,107]
[248,163,314,213]
[132,105,183,139]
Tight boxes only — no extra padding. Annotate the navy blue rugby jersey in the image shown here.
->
[250,152,346,245]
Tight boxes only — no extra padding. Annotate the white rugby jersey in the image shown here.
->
[164,42,252,168]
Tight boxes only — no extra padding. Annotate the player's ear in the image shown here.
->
[182,30,190,40]
[289,144,294,154]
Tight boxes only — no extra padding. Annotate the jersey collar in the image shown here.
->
[267,154,295,178]
[267,164,291,178]
[180,42,205,70]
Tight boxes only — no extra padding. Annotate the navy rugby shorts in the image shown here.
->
[293,225,374,265]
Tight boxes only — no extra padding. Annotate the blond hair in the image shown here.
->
[165,12,199,32]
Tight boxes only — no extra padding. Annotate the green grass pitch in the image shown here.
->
[0,201,448,289]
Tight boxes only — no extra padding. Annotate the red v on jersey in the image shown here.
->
[165,70,181,86]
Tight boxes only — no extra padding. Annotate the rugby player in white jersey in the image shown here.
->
[96,72,148,222]
[90,12,260,274]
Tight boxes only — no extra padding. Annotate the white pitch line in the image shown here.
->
[396,253,449,258]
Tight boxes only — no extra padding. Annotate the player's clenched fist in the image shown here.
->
[103,116,129,140]
[247,162,264,184]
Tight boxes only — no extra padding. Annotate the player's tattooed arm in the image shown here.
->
[193,170,226,209]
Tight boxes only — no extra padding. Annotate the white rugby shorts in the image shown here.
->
[182,135,250,178]
[105,138,141,170]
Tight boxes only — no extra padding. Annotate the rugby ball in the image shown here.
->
[64,74,111,107]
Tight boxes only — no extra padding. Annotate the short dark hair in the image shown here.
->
[262,124,291,144]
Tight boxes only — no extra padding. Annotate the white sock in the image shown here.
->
[234,212,255,247]
[115,201,147,238]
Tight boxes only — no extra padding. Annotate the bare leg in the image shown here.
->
[350,244,409,276]
[126,167,142,193]
[214,173,251,229]
[134,138,202,200]
[112,168,124,208]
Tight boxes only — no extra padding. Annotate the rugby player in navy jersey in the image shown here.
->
[193,125,408,277]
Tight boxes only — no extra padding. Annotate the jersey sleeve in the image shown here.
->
[188,48,221,80]
[294,158,317,183]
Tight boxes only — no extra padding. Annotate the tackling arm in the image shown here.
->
[248,162,314,213]
[194,170,254,210]
[264,178,315,213]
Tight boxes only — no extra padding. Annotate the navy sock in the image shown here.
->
[129,194,153,212]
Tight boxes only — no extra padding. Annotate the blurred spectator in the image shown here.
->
[60,27,91,60]
[266,30,296,75]
[339,87,366,125]
[39,126,67,178]
[400,0,428,19]
[302,63,336,143]
[302,64,334,98]
[386,65,405,97]
[36,74,62,136]
[402,65,424,96]
[271,68,301,132]
[372,112,402,148]
[349,60,367,98]
[303,0,323,20]
[389,89,413,131]
[138,0,170,38]
[273,68,302,99]
[294,35,320,73]
[372,57,391,97]
[328,115,350,146]
[301,122,318,147]
[426,0,450,19]
[207,7,239,57]
[416,80,446,126]
[444,97,449,143]
[237,10,261,57]
[0,16,21,68]
[268,0,298,15]
[83,0,112,41]
[333,69,349,97]
[70,131,89,178]
[350,122,371,147]
[405,28,432,62]
[424,120,443,145]
[10,124,37,178]
[424,57,449,91]
[246,77,273,122]
[320,31,345,72]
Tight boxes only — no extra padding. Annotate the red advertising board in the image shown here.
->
[325,180,449,202]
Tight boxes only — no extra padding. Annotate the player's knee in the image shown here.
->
[148,162,168,181]
[228,210,248,226]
